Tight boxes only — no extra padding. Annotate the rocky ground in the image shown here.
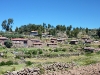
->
[44,63,100,75]
[4,63,100,75]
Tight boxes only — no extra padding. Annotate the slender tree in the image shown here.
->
[1,18,13,31]
[86,28,89,34]
[15,27,19,32]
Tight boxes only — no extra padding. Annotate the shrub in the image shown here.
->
[32,50,37,55]
[54,48,59,52]
[62,48,66,52]
[38,49,43,54]
[0,60,14,66]
[15,55,20,59]
[98,45,100,48]
[0,61,6,66]
[4,40,12,48]
[69,49,74,52]
[25,61,33,66]
[49,48,52,52]
[6,60,13,66]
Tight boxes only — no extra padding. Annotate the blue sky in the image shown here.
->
[0,0,100,30]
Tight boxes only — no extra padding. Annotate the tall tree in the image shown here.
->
[48,24,51,29]
[15,27,19,32]
[86,28,89,34]
[38,27,42,39]
[97,28,100,38]
[43,23,47,28]
[66,25,72,37]
[1,18,13,31]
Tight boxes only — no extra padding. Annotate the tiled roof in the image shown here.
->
[51,38,57,40]
[0,37,8,40]
[33,42,42,45]
[47,43,57,45]
[11,38,27,41]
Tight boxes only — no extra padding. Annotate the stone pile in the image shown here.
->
[4,68,40,75]
[44,63,100,75]
[43,62,76,71]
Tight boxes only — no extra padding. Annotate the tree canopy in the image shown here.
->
[1,18,13,31]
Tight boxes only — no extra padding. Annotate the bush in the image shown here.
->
[15,55,20,59]
[54,48,59,52]
[0,61,6,66]
[69,49,74,52]
[49,48,52,52]
[6,60,13,66]
[25,61,33,66]
[98,45,100,48]
[38,49,43,54]
[4,40,12,48]
[62,48,66,52]
[32,50,37,55]
[0,60,14,66]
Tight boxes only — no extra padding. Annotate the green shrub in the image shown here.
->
[62,48,66,52]
[38,49,43,54]
[54,48,59,52]
[0,61,6,66]
[6,60,13,66]
[49,48,52,52]
[98,45,100,48]
[69,49,74,52]
[4,40,12,48]
[32,50,37,55]
[0,60,14,66]
[25,61,33,66]
[15,55,20,59]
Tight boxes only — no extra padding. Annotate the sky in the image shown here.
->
[0,0,100,30]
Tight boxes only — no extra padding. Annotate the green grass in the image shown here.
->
[0,64,26,74]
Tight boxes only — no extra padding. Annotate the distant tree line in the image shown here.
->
[1,18,100,38]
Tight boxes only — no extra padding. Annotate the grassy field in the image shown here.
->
[0,41,100,75]
[25,53,100,66]
[0,52,100,74]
